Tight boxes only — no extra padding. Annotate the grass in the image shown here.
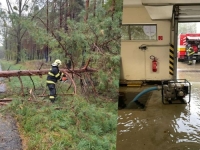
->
[0,59,118,150]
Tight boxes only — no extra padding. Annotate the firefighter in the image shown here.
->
[186,44,195,65]
[46,59,63,103]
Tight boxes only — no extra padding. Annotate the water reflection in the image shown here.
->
[117,82,200,150]
[0,65,6,93]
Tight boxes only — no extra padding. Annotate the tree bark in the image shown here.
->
[84,0,89,22]
[102,0,104,6]
[59,0,63,28]
[16,42,21,63]
[46,0,49,62]
[111,0,115,20]
[93,0,96,17]
[16,0,22,64]
[64,0,68,31]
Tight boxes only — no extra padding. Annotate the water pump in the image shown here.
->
[161,79,191,104]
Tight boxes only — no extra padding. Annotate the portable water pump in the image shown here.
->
[120,79,191,110]
[161,79,191,104]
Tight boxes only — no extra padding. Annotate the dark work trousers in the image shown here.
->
[187,54,193,65]
[47,83,56,101]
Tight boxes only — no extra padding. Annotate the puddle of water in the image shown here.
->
[0,64,6,92]
[0,83,6,93]
[117,82,200,150]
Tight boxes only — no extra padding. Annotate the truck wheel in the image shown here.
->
[178,58,183,62]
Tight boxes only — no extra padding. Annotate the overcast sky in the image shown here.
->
[0,0,6,46]
[1,0,17,9]
[197,23,200,33]
[0,1,8,9]
[0,1,8,46]
[0,0,16,46]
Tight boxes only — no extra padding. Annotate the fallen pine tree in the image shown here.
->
[0,59,97,78]
[0,59,98,96]
[0,67,97,78]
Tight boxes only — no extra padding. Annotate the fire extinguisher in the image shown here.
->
[150,55,158,72]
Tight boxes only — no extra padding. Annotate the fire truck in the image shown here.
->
[178,33,200,62]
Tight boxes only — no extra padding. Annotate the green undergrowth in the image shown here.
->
[0,60,118,150]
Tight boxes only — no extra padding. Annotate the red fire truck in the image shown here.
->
[178,33,200,62]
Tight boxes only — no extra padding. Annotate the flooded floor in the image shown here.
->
[117,61,200,150]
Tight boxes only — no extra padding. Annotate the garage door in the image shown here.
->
[174,5,200,22]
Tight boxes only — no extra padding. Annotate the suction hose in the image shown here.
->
[127,86,162,108]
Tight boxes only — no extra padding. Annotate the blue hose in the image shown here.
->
[128,86,160,107]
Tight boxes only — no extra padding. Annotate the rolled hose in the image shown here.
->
[127,86,161,108]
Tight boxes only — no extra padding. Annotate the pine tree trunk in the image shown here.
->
[46,0,49,62]
[59,0,63,28]
[16,0,22,64]
[0,68,97,78]
[4,28,8,61]
[16,42,21,64]
[68,0,71,20]
[64,0,68,31]
[72,0,75,19]
[111,0,115,20]
[93,0,96,17]
[85,0,89,22]
[102,0,104,6]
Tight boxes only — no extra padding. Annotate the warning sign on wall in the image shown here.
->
[158,36,163,40]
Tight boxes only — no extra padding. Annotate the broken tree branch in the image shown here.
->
[29,76,35,90]
[63,70,77,94]
[0,102,8,105]
[0,98,12,102]
[17,76,24,96]
[81,58,91,70]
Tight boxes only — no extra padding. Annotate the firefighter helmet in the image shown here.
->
[52,59,62,66]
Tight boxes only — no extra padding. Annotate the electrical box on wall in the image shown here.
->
[158,36,163,40]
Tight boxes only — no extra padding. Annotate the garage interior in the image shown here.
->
[117,1,200,150]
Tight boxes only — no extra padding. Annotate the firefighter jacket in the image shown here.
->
[46,65,63,84]
[186,47,195,56]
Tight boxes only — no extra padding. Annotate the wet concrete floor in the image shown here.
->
[117,61,200,150]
